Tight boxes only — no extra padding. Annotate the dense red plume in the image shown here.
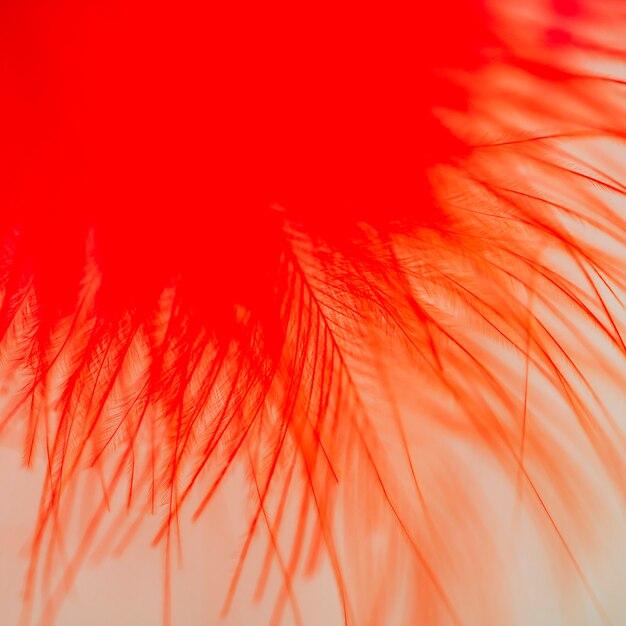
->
[1,0,626,625]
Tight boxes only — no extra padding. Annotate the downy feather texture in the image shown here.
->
[1,0,626,624]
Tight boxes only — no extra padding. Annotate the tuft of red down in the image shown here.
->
[1,0,626,625]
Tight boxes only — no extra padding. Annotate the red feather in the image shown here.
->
[1,0,626,624]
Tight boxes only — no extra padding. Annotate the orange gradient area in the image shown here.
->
[1,0,626,625]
